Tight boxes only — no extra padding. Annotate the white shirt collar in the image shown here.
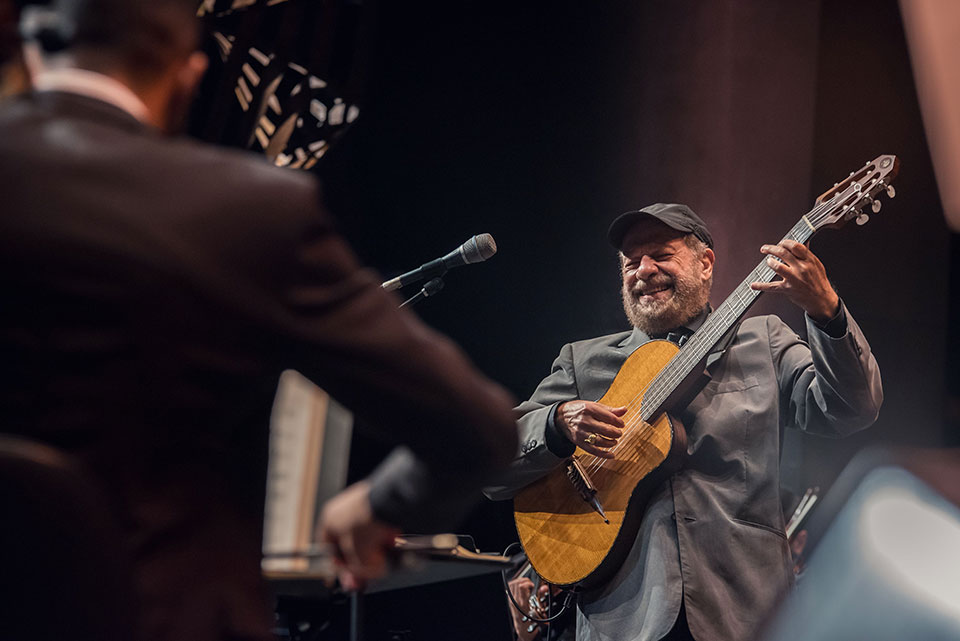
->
[32,68,152,124]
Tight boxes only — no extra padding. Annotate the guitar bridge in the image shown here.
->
[565,458,609,524]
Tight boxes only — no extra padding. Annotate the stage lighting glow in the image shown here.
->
[761,465,960,641]
[860,484,960,625]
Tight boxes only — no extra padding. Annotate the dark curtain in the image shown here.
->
[190,0,949,550]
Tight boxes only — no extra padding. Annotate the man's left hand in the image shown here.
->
[751,240,839,322]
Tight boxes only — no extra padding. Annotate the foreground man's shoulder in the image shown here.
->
[157,135,315,192]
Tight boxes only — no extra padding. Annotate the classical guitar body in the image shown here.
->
[514,339,688,587]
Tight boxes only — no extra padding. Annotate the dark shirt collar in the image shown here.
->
[621,305,712,349]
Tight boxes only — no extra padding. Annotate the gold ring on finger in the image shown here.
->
[585,433,598,445]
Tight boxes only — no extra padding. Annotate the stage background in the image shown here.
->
[192,0,954,553]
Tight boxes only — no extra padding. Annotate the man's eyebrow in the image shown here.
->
[623,243,669,256]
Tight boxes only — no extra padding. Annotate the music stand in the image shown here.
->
[269,538,513,641]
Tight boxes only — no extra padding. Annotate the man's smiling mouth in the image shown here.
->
[638,284,672,299]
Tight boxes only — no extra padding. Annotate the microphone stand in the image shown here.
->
[399,277,445,308]
[356,275,446,640]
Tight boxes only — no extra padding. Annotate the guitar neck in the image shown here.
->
[639,216,817,422]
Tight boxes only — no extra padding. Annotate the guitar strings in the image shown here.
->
[583,217,811,475]
[583,253,793,475]
[579,186,869,476]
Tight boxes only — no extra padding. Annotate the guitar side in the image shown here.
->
[514,340,687,587]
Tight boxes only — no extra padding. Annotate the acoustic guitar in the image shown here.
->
[513,154,900,587]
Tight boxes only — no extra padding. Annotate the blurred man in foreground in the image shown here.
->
[0,1,517,639]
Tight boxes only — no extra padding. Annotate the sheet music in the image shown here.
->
[262,370,352,572]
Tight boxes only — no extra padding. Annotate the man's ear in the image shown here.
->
[176,50,208,97]
[701,247,715,280]
[162,50,208,134]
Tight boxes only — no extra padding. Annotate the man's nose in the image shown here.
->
[637,256,658,279]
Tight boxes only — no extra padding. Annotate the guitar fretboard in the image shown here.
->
[639,218,816,421]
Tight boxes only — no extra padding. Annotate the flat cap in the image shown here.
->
[607,203,714,250]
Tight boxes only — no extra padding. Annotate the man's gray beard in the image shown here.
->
[621,274,711,336]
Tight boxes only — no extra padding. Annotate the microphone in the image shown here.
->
[381,233,497,292]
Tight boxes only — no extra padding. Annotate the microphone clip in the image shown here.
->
[399,277,445,308]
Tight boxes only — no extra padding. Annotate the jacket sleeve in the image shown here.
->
[483,342,581,500]
[771,300,883,437]
[247,178,518,532]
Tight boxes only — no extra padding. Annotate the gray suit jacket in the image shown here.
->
[486,306,881,641]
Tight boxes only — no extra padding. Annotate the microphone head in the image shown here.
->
[463,233,497,264]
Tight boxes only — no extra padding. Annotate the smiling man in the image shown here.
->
[618,211,715,337]
[485,203,883,641]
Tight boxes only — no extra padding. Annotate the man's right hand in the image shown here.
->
[555,401,626,458]
[316,481,401,591]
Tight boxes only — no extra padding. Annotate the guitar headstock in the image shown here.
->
[810,154,900,231]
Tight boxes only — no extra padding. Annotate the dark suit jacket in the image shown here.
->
[0,91,517,641]
[486,308,882,641]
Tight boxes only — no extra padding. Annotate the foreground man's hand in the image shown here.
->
[752,239,840,322]
[556,400,627,458]
[317,481,401,591]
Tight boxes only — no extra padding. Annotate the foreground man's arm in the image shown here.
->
[248,181,519,588]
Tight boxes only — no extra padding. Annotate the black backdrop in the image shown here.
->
[192,0,953,552]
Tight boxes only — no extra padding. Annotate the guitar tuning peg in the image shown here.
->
[871,199,882,213]
[886,185,896,198]
[856,213,870,225]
